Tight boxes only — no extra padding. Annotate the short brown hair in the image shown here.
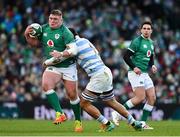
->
[50,9,62,16]
[141,21,153,29]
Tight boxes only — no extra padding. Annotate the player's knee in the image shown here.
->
[80,100,85,108]
[150,94,156,104]
[134,91,145,102]
[141,97,146,103]
[66,90,77,100]
[80,99,88,109]
[42,83,48,91]
[42,81,54,91]
[137,95,146,103]
[146,90,156,104]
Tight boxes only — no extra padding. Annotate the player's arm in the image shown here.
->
[149,54,157,73]
[44,42,77,66]
[64,42,78,56]
[50,42,77,58]
[149,54,154,67]
[123,49,136,70]
[123,49,141,75]
[24,25,40,47]
[63,27,78,56]
[124,38,142,75]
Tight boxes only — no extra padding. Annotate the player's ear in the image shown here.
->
[60,16,63,21]
[150,28,153,34]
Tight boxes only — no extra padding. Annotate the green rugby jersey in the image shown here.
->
[39,24,75,68]
[128,35,154,72]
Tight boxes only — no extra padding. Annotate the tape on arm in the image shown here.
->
[65,42,78,56]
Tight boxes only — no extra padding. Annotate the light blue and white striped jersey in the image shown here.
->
[75,36,105,76]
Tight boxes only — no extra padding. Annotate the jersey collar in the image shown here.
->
[141,34,151,40]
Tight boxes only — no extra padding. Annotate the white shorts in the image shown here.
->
[45,64,77,81]
[86,66,113,93]
[128,71,154,91]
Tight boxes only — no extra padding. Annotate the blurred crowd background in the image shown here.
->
[0,0,179,105]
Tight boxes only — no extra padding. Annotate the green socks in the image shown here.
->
[45,89,63,113]
[124,100,134,109]
[141,109,151,121]
[70,98,81,121]
[123,100,154,121]
[141,103,153,121]
[46,90,81,121]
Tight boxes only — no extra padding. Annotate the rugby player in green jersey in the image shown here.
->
[48,28,143,132]
[24,9,82,132]
[112,21,157,129]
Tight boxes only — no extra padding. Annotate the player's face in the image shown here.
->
[140,24,152,39]
[49,14,63,29]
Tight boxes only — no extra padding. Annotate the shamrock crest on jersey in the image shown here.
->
[143,44,147,48]
[55,34,60,39]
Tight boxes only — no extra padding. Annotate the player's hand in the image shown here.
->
[50,50,63,59]
[133,67,141,75]
[24,25,34,36]
[42,62,48,69]
[151,65,157,73]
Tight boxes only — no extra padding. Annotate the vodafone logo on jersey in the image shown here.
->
[147,50,151,57]
[47,40,54,47]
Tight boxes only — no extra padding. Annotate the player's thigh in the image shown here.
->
[144,74,156,100]
[133,86,146,99]
[61,64,78,81]
[80,95,93,108]
[42,68,62,90]
[54,65,78,99]
[128,71,146,89]
[144,74,154,90]
[146,87,156,100]
[128,72,146,97]
[86,67,113,93]
[63,79,78,99]
[103,97,117,107]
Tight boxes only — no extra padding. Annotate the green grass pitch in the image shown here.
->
[0,119,180,136]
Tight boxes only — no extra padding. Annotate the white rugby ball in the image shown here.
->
[29,23,42,37]
[140,121,146,128]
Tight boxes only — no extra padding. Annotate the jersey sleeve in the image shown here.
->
[63,27,75,45]
[128,38,139,53]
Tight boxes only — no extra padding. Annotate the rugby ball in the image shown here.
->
[140,121,146,128]
[29,23,42,37]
